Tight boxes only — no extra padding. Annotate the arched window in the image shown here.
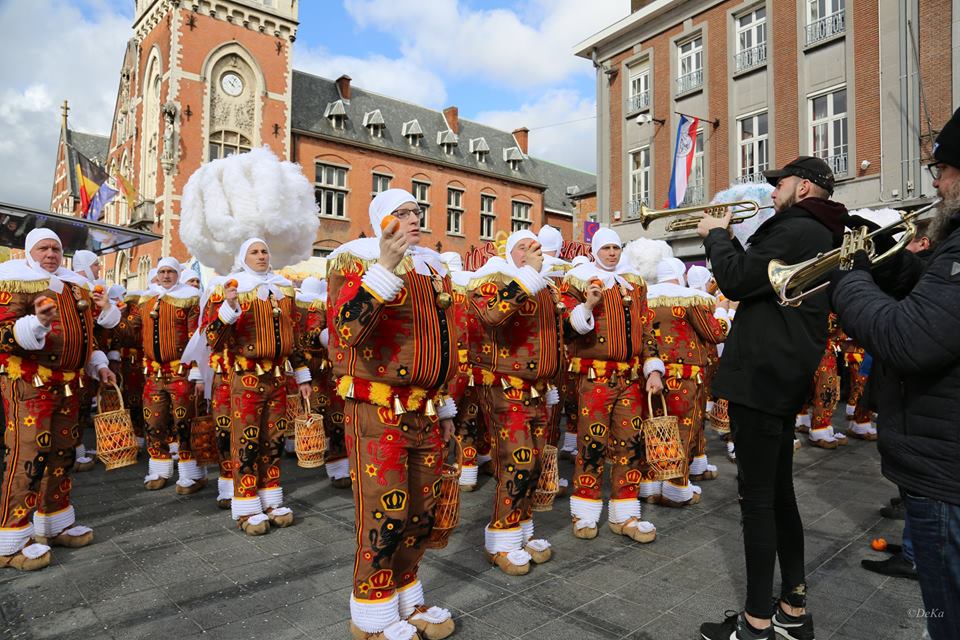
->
[208,130,252,160]
[115,251,129,286]
[136,256,152,291]
[141,53,162,201]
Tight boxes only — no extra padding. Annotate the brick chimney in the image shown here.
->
[335,74,352,100]
[512,127,529,154]
[443,106,459,133]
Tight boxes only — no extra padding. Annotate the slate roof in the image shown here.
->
[65,129,110,197]
[291,71,594,215]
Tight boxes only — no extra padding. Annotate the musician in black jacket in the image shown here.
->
[831,108,960,640]
[697,156,847,640]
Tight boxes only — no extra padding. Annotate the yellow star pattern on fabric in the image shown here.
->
[404,536,416,547]
[23,416,36,427]
[423,454,436,467]
[499,428,509,440]
[11,506,27,519]
[365,463,378,477]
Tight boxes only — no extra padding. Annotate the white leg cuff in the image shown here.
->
[569,496,603,528]
[33,505,76,538]
[136,437,146,448]
[176,460,200,487]
[217,478,234,501]
[169,442,179,461]
[850,421,876,435]
[845,404,856,417]
[607,498,641,525]
[689,455,708,476]
[326,458,350,480]
[350,593,401,634]
[484,525,523,554]
[662,481,693,503]
[285,438,296,453]
[231,496,264,520]
[145,458,174,482]
[706,400,715,413]
[0,524,34,556]
[397,580,425,619]
[809,426,837,442]
[638,480,662,498]
[520,519,533,544]
[258,487,283,511]
[795,413,811,428]
[75,444,86,458]
[459,465,478,486]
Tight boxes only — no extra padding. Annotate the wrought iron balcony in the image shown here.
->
[129,200,155,229]
[806,10,845,46]
[734,42,767,73]
[627,90,650,113]
[676,69,703,95]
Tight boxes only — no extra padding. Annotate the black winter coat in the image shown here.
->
[832,213,960,506]
[704,200,845,417]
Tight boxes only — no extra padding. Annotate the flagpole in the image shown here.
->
[674,111,720,128]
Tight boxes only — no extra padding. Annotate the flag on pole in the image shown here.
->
[666,114,700,208]
[74,150,116,220]
[115,170,137,212]
[583,220,600,243]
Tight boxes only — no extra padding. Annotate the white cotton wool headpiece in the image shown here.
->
[301,276,324,296]
[440,252,463,272]
[179,146,319,275]
[538,225,563,253]
[686,265,712,292]
[622,237,673,282]
[369,189,417,238]
[505,230,538,268]
[656,258,688,284]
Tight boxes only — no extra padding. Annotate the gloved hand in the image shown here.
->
[827,250,872,306]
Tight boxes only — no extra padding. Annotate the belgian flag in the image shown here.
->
[75,150,115,219]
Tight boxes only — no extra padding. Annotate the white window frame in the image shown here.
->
[628,68,650,112]
[412,180,430,230]
[809,86,848,176]
[480,194,496,240]
[315,162,348,218]
[627,147,651,220]
[511,200,532,232]
[806,0,845,45]
[446,187,464,236]
[677,36,703,94]
[737,111,769,184]
[734,7,767,73]
[372,173,391,198]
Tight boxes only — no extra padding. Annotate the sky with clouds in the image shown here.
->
[0,0,629,209]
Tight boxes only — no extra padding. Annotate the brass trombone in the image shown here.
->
[636,200,768,232]
[767,199,941,306]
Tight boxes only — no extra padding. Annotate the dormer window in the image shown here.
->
[470,137,490,163]
[362,109,385,138]
[324,99,347,129]
[504,146,524,171]
[437,129,458,155]
[402,119,423,146]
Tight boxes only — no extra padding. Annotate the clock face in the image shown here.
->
[220,72,244,97]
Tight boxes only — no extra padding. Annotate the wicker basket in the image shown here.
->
[532,444,559,512]
[642,392,685,481]
[94,382,138,470]
[190,397,219,467]
[96,375,123,413]
[426,439,463,549]
[707,398,730,434]
[294,397,326,468]
[285,393,302,436]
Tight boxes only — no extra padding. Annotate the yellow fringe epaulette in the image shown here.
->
[466,271,514,291]
[647,294,716,309]
[159,294,200,308]
[0,279,51,294]
[328,252,415,277]
[123,293,141,303]
[562,272,645,293]
[295,298,327,311]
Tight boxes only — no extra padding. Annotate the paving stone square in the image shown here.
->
[1,420,926,639]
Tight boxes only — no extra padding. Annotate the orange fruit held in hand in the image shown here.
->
[590,278,603,288]
[38,296,56,309]
[226,279,238,289]
[380,214,398,233]
[93,285,105,294]
[871,537,887,551]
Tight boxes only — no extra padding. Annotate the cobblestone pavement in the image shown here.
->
[1,418,925,640]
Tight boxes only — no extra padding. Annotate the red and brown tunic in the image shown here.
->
[116,290,200,376]
[645,285,726,380]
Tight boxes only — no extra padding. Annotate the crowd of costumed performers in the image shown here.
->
[0,143,914,640]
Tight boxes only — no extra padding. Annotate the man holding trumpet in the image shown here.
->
[830,108,960,640]
[696,157,847,640]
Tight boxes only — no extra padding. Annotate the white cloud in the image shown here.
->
[0,0,129,208]
[343,0,628,88]
[293,46,448,108]
[472,89,597,173]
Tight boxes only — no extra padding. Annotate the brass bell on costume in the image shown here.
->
[435,292,452,309]
[255,363,266,376]
[567,362,575,373]
[318,359,327,371]
[555,302,566,313]
[76,299,90,312]
[587,367,597,380]
[529,385,541,399]
[33,374,44,388]
[216,363,224,374]
[77,376,84,388]
[392,394,406,415]
[273,365,283,379]
[424,398,437,417]
[149,309,159,319]
[501,377,513,392]
[623,295,633,307]
[466,374,475,387]
[155,368,163,380]
[0,364,7,375]
[234,362,242,373]
[345,380,355,399]
[176,363,185,375]
[284,360,294,373]
[64,383,73,397]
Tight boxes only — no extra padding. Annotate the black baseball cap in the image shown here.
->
[763,156,835,195]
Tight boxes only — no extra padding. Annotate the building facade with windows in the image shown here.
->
[49,0,594,286]
[576,0,957,257]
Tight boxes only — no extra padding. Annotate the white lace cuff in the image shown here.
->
[514,265,548,296]
[218,301,241,324]
[643,357,666,377]
[364,264,404,302]
[96,303,121,329]
[569,303,595,334]
[13,315,49,350]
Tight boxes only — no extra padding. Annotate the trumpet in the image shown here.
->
[767,199,941,306]
[636,200,768,232]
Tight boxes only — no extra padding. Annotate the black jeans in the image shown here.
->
[729,403,807,619]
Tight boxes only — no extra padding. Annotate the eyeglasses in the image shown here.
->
[392,207,423,220]
[928,162,946,181]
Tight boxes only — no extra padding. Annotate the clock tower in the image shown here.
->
[108,0,297,268]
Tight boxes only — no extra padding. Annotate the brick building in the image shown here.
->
[49,0,594,289]
[575,0,956,257]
